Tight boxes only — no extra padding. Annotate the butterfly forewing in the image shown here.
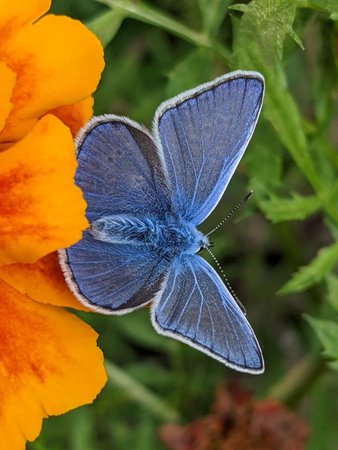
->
[153,71,264,225]
[75,116,170,222]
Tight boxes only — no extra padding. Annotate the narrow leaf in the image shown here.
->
[260,194,321,223]
[70,407,95,450]
[86,9,124,46]
[198,0,231,37]
[287,27,304,50]
[264,68,322,194]
[115,310,171,353]
[232,0,322,197]
[166,49,214,97]
[298,0,338,20]
[247,133,282,196]
[105,360,180,422]
[279,241,338,294]
[99,0,231,61]
[328,360,338,371]
[327,274,338,312]
[306,316,338,366]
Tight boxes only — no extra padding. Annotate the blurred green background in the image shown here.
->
[29,1,338,449]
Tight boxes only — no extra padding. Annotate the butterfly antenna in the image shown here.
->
[206,191,253,237]
[205,247,246,315]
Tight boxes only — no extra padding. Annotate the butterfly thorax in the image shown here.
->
[90,214,209,258]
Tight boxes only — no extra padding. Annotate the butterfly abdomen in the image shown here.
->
[89,214,208,257]
[90,214,157,245]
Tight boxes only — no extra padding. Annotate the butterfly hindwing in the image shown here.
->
[60,231,169,314]
[153,71,264,225]
[152,254,264,373]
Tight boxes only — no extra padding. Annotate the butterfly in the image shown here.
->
[59,70,265,374]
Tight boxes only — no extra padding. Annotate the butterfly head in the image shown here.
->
[192,228,210,254]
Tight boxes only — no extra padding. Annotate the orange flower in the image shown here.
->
[0,1,107,449]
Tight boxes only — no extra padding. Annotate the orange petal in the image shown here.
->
[0,14,104,142]
[0,277,106,450]
[49,96,94,137]
[0,252,89,311]
[0,114,88,265]
[0,0,50,41]
[0,61,16,133]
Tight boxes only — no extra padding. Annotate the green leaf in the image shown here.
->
[260,194,321,223]
[127,361,172,389]
[299,0,338,20]
[329,360,338,371]
[261,71,335,212]
[105,359,180,422]
[306,316,338,366]
[310,136,338,193]
[232,0,332,217]
[232,0,298,63]
[246,129,282,196]
[287,27,304,50]
[69,407,95,450]
[263,68,321,194]
[86,9,124,46]
[115,309,171,353]
[327,274,338,311]
[279,241,338,294]
[99,0,231,61]
[312,21,338,128]
[307,375,338,450]
[166,49,214,97]
[198,0,231,37]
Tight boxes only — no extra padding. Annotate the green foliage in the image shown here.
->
[300,0,338,19]
[197,0,231,37]
[105,360,180,421]
[39,1,338,449]
[307,374,338,450]
[86,9,124,46]
[233,0,322,199]
[259,194,321,223]
[327,274,338,311]
[306,317,338,370]
[98,0,230,56]
[165,49,214,97]
[246,129,283,195]
[231,0,299,62]
[279,241,338,294]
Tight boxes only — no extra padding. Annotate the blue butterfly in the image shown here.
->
[59,70,265,373]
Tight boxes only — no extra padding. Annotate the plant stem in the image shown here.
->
[99,0,232,63]
[105,359,180,422]
[267,354,327,406]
